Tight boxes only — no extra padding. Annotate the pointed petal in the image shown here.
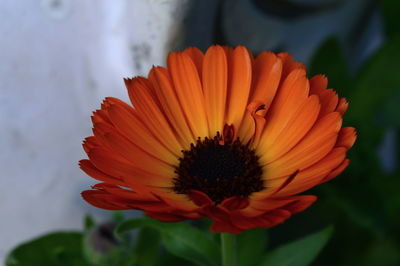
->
[336,127,357,149]
[336,98,348,115]
[310,75,338,118]
[277,52,305,79]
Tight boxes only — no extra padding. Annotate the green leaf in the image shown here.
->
[5,232,91,266]
[260,226,333,266]
[116,218,220,266]
[237,228,268,266]
[132,227,161,266]
[112,211,124,223]
[154,249,197,266]
[84,214,96,232]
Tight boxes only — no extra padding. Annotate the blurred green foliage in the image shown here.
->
[115,217,221,266]
[261,227,333,266]
[5,232,91,266]
[237,227,268,266]
[6,215,332,266]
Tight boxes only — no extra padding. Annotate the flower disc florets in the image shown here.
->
[173,133,264,204]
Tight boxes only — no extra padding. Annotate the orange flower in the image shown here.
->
[81,45,356,233]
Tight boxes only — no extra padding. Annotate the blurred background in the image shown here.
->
[1,0,400,265]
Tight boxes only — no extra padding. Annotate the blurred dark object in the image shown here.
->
[252,0,344,19]
[183,0,380,65]
[86,223,120,255]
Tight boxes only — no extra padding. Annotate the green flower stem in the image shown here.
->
[221,233,237,266]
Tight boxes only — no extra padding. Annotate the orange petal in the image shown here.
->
[168,51,209,138]
[264,112,342,178]
[202,45,228,135]
[247,101,267,148]
[210,220,243,234]
[336,127,357,149]
[232,209,291,230]
[236,111,255,145]
[82,136,99,154]
[153,191,199,212]
[83,185,170,212]
[183,47,204,78]
[316,89,339,118]
[321,159,350,183]
[240,197,297,217]
[126,77,156,103]
[148,66,195,148]
[80,159,124,185]
[277,52,305,79]
[272,147,347,196]
[249,51,282,110]
[107,103,178,165]
[225,46,252,130]
[310,75,338,118]
[242,195,316,217]
[88,148,172,187]
[221,46,233,57]
[257,69,309,153]
[259,95,320,163]
[92,122,115,148]
[92,109,111,125]
[309,74,328,92]
[187,190,213,206]
[102,97,134,111]
[281,195,317,214]
[92,183,154,201]
[82,190,130,210]
[221,196,250,211]
[103,131,174,175]
[336,98,348,115]
[125,78,183,155]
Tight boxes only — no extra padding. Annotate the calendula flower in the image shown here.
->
[81,45,356,233]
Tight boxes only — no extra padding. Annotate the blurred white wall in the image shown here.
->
[0,0,188,262]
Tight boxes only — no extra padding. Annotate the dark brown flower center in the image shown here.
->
[173,133,264,204]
